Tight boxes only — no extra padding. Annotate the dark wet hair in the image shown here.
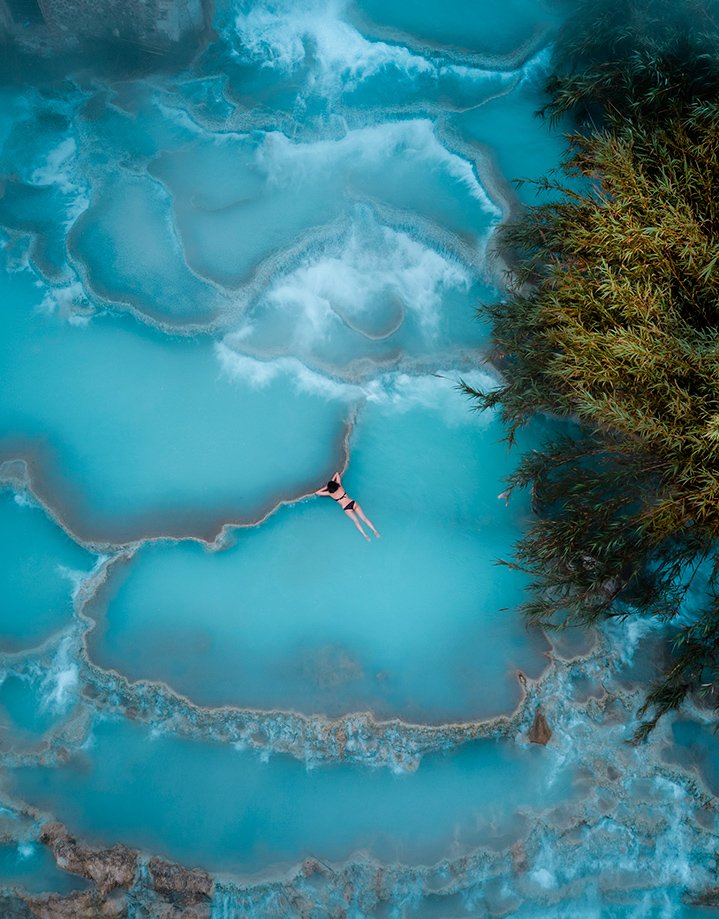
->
[327,480,340,493]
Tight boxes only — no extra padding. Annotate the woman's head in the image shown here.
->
[327,480,340,493]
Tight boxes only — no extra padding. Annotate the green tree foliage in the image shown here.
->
[544,0,719,127]
[467,1,719,735]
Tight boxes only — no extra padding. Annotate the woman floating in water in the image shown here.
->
[315,472,380,541]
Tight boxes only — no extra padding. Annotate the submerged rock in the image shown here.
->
[122,900,210,919]
[39,822,137,895]
[148,856,213,903]
[30,821,213,917]
[23,891,126,919]
[0,0,212,59]
[23,889,210,919]
[0,894,35,919]
[690,888,719,908]
[511,840,529,875]
[527,710,552,745]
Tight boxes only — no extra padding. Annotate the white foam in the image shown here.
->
[530,867,556,890]
[257,213,469,344]
[232,0,434,93]
[40,638,79,712]
[229,0,552,112]
[215,345,281,388]
[228,0,534,103]
[17,843,34,860]
[606,616,663,667]
[216,343,362,401]
[442,63,507,82]
[2,237,31,274]
[30,138,77,192]
[648,779,693,887]
[56,560,100,604]
[365,368,498,425]
[516,44,552,89]
[38,280,92,324]
[217,340,497,421]
[28,136,88,226]
[256,119,499,214]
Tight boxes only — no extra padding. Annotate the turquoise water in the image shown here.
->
[0,842,88,894]
[0,0,717,916]
[350,0,558,56]
[0,268,347,545]
[85,393,548,720]
[8,716,567,874]
[0,489,93,649]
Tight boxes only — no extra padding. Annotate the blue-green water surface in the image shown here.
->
[0,0,717,916]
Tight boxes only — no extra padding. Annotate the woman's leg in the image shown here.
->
[353,503,380,538]
[346,510,370,540]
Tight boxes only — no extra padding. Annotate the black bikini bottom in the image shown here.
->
[344,500,356,512]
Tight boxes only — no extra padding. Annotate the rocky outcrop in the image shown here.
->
[38,0,210,50]
[0,0,212,60]
[689,888,719,908]
[83,657,526,771]
[527,710,552,745]
[33,822,214,917]
[21,889,212,919]
[0,894,36,919]
[510,841,528,875]
[129,898,211,919]
[148,856,213,904]
[39,822,137,895]
[23,891,126,919]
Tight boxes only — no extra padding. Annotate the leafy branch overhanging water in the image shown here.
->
[465,0,719,737]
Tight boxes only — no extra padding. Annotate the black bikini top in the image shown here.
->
[329,488,354,509]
